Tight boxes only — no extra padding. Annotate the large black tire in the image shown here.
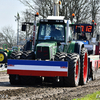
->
[54,52,80,87]
[11,51,23,59]
[10,51,16,58]
[9,74,20,85]
[0,51,7,63]
[19,51,35,85]
[64,53,80,87]
[20,51,28,59]
[54,52,67,61]
[9,52,20,85]
[15,51,23,59]
[79,48,88,85]
[10,51,18,59]
[53,52,67,86]
[9,51,35,85]
[10,51,35,60]
[26,51,35,60]
[21,51,35,60]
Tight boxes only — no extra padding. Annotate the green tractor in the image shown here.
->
[0,44,12,64]
[7,14,89,86]
[7,0,97,86]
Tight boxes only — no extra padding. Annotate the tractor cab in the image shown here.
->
[35,16,73,59]
[22,16,73,54]
[36,16,73,43]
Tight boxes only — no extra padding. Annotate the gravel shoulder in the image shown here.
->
[0,70,100,100]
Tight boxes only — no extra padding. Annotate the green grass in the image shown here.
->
[0,70,7,72]
[73,91,100,100]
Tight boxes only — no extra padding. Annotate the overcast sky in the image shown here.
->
[0,0,27,33]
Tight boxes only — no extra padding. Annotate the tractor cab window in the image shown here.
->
[38,23,65,41]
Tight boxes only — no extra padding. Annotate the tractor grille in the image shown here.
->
[37,47,49,60]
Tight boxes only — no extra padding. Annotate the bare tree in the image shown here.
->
[19,9,35,44]
[0,26,17,48]
[19,0,100,38]
[89,0,100,36]
[19,0,53,18]
[22,9,34,37]
[60,0,90,23]
[19,0,91,22]
[90,0,100,21]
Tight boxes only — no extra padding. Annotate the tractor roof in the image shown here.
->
[40,16,71,24]
[47,16,65,20]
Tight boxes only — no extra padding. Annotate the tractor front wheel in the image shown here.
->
[54,52,80,87]
[64,53,80,87]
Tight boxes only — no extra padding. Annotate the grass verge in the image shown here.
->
[73,91,100,100]
[0,70,7,72]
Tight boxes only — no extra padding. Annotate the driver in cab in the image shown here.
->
[50,25,61,40]
[79,33,87,40]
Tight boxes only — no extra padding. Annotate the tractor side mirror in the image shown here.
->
[22,24,26,31]
[96,34,99,41]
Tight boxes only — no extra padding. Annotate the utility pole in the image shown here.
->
[15,13,20,48]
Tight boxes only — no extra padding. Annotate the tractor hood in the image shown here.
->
[36,42,57,60]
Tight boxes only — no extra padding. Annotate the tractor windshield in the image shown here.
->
[38,23,65,41]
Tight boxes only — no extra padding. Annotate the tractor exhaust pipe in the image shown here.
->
[53,0,61,16]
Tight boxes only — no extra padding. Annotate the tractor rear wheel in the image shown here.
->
[64,53,80,87]
[79,48,88,85]
[54,52,80,87]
